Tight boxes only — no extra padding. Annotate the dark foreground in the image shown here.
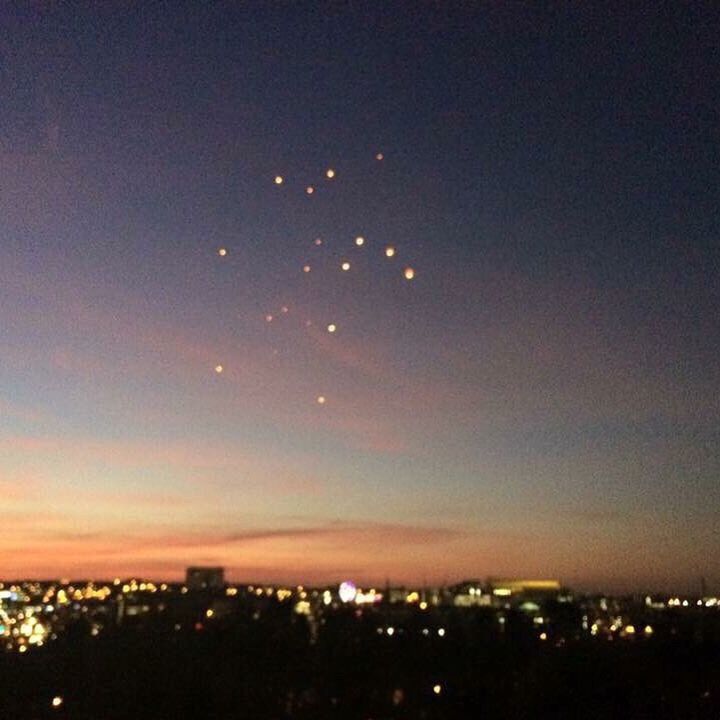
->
[2,601,719,719]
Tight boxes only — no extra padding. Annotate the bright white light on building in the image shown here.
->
[338,581,357,603]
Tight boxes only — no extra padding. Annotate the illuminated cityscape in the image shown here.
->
[2,571,720,716]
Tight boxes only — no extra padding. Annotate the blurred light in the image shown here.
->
[306,186,314,194]
[326,168,335,178]
[217,247,227,257]
[644,625,654,635]
[433,684,442,695]
[317,395,326,405]
[214,365,223,374]
[539,632,548,641]
[437,628,446,637]
[265,314,273,322]
[403,267,415,280]
[303,265,311,273]
[281,306,289,314]
[386,626,395,636]
[52,696,63,708]
[385,246,396,257]
[274,175,283,185]
[327,324,336,333]
[338,581,357,603]
[341,261,351,271]
[355,236,365,246]
[205,609,214,618]
[376,152,384,160]
[314,238,323,246]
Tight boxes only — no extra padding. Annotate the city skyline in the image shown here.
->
[1,4,719,594]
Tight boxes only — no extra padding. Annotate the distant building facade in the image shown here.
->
[186,566,224,591]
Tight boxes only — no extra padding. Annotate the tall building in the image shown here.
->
[186,566,224,591]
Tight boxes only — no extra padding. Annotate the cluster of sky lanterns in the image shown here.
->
[213,151,417,405]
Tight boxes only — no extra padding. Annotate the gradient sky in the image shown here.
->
[1,3,718,592]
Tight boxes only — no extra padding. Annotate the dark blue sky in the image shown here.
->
[1,2,718,589]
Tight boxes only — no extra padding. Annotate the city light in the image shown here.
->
[338,581,357,603]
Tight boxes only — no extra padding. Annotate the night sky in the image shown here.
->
[1,3,718,592]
